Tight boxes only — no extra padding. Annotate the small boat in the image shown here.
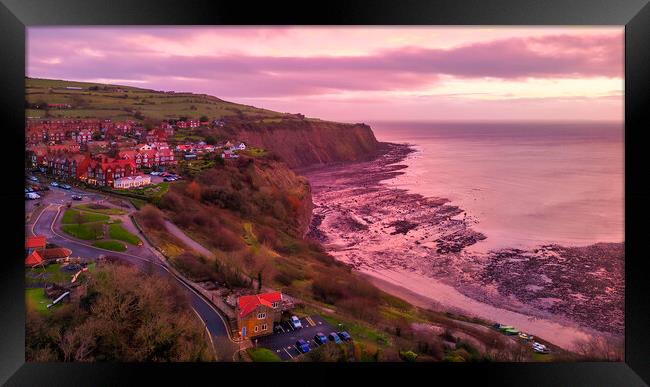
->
[498,325,515,331]
[503,328,520,335]
[518,332,532,340]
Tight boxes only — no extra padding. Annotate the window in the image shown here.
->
[254,326,259,332]
[257,312,266,319]
[272,302,279,308]
[262,324,268,331]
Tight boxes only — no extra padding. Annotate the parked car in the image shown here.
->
[61,184,72,190]
[337,331,352,342]
[532,342,550,354]
[26,187,33,193]
[518,332,533,341]
[25,192,40,200]
[50,182,59,187]
[28,176,39,182]
[290,316,303,329]
[328,332,342,344]
[30,186,40,192]
[72,195,82,200]
[296,339,310,353]
[313,332,328,345]
[150,171,160,176]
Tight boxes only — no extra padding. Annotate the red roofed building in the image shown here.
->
[26,235,47,254]
[25,250,44,267]
[82,156,137,187]
[236,291,282,338]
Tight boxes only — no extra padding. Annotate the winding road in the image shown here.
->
[26,187,239,361]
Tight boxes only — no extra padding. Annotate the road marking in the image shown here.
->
[191,306,218,361]
[41,203,239,349]
[305,316,316,327]
[283,348,294,359]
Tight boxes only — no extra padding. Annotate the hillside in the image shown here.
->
[25,77,378,168]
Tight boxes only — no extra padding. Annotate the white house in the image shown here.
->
[113,175,152,189]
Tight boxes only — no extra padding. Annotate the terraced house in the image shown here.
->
[83,157,137,187]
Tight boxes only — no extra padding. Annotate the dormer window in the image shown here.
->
[257,312,266,320]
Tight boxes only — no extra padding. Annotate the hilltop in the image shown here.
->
[25,77,378,168]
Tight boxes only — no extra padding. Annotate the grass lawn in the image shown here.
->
[247,347,282,362]
[92,240,127,252]
[320,313,390,347]
[113,182,169,202]
[243,147,267,157]
[61,208,109,224]
[61,222,104,240]
[25,263,73,286]
[26,288,51,314]
[129,198,147,210]
[74,204,127,215]
[109,223,141,245]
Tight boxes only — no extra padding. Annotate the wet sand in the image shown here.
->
[302,142,624,351]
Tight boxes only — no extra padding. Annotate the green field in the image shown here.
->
[109,223,141,245]
[74,204,127,215]
[92,240,127,252]
[25,263,73,286]
[61,208,110,224]
[26,288,51,314]
[61,222,105,240]
[26,77,286,122]
[113,182,170,204]
[246,347,282,362]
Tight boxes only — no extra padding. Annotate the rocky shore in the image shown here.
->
[304,142,624,347]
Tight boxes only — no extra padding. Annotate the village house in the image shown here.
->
[236,292,283,338]
[161,121,174,136]
[114,174,152,189]
[25,250,44,268]
[119,143,176,169]
[26,235,47,255]
[82,156,137,187]
[221,149,239,159]
[46,153,90,180]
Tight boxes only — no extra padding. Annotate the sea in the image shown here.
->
[370,121,624,252]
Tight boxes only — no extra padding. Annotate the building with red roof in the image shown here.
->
[25,250,44,267]
[82,156,137,187]
[236,291,282,338]
[26,235,47,254]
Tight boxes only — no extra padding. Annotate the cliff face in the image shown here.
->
[235,121,379,168]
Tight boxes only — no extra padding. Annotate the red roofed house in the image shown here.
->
[26,235,47,255]
[236,291,282,338]
[25,250,44,268]
[83,156,137,187]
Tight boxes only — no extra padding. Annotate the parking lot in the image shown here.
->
[254,315,337,360]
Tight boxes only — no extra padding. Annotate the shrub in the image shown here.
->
[311,273,345,305]
[174,253,212,281]
[399,350,418,362]
[137,205,166,230]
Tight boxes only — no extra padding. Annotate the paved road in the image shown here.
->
[163,219,215,259]
[26,188,239,361]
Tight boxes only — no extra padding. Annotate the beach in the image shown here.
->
[303,135,624,351]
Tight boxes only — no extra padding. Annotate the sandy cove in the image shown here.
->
[302,142,624,351]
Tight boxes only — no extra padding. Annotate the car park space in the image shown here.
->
[254,315,338,360]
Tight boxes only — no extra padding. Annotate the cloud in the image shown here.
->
[25,28,623,121]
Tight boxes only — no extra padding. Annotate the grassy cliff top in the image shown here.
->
[25,77,301,122]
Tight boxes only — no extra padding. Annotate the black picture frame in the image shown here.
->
[1,0,648,385]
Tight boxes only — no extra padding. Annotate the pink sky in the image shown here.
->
[27,27,624,122]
